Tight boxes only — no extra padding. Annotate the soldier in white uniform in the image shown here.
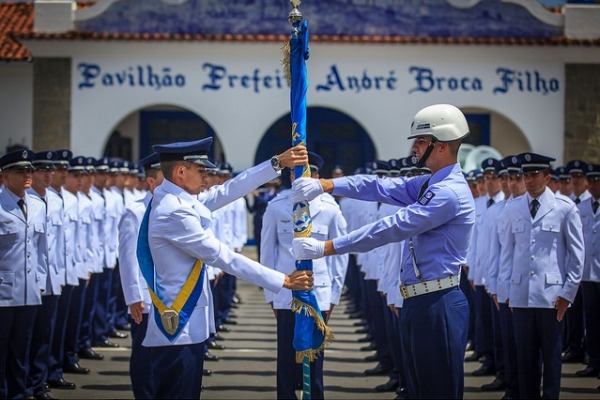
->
[261,151,348,399]
[0,149,48,399]
[502,152,584,398]
[26,151,65,400]
[140,138,313,399]
[119,152,162,399]
[576,163,600,379]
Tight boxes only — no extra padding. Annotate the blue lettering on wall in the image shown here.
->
[77,63,186,90]
[201,62,285,93]
[408,66,483,93]
[315,65,397,92]
[493,67,559,95]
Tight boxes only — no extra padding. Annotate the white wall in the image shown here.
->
[0,62,33,154]
[24,40,572,166]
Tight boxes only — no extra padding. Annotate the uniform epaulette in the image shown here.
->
[555,193,574,205]
[269,190,291,204]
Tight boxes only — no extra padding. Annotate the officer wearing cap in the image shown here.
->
[139,138,312,398]
[493,154,527,399]
[26,151,64,399]
[62,156,93,376]
[470,157,505,380]
[261,151,348,399]
[556,166,573,197]
[91,158,121,350]
[0,149,48,399]
[548,168,560,193]
[46,149,78,390]
[502,152,584,398]
[562,160,590,364]
[118,152,162,399]
[291,104,474,398]
[576,162,600,379]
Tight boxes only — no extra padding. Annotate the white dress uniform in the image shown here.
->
[28,188,65,296]
[504,188,583,308]
[62,189,81,287]
[144,160,288,347]
[0,189,47,306]
[261,190,348,311]
[90,187,106,273]
[76,191,94,279]
[232,197,248,251]
[119,193,152,310]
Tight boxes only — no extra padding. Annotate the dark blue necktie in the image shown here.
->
[530,199,540,218]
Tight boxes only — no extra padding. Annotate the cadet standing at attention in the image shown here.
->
[291,104,475,399]
[0,150,48,399]
[139,138,313,399]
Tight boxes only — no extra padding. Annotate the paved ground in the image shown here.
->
[54,248,600,399]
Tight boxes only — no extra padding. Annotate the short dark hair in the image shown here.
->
[160,160,192,180]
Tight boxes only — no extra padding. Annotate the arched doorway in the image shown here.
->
[102,105,224,162]
[255,106,376,181]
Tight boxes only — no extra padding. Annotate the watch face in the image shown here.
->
[271,156,280,168]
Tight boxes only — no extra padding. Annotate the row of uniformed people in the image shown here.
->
[336,156,430,399]
[466,154,599,398]
[0,148,148,399]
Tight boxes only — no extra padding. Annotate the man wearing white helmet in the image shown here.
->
[290,104,475,399]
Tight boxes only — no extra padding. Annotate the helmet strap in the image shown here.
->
[416,138,437,169]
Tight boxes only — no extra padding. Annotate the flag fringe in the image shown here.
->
[282,41,291,86]
[291,298,335,363]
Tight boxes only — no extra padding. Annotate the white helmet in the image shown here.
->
[408,104,470,142]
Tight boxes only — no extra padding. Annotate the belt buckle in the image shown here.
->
[400,285,408,299]
[160,309,179,335]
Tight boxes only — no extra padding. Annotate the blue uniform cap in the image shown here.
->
[353,166,367,175]
[466,169,479,182]
[549,168,559,181]
[388,159,401,175]
[95,156,111,172]
[219,161,233,176]
[481,157,501,175]
[85,157,97,173]
[54,149,73,169]
[400,156,418,175]
[69,155,89,173]
[152,137,216,168]
[123,160,139,175]
[32,151,58,171]
[585,163,600,179]
[503,155,522,176]
[566,160,587,176]
[369,160,390,176]
[555,166,570,181]
[139,153,161,170]
[518,152,556,174]
[0,149,34,171]
[308,151,324,173]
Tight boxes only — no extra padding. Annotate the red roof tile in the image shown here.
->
[0,3,34,61]
[2,2,600,62]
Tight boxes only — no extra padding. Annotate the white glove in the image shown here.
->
[291,178,324,203]
[292,238,325,260]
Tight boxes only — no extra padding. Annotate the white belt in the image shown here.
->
[399,274,460,300]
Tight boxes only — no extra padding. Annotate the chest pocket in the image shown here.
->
[0,271,15,300]
[276,222,294,243]
[51,214,63,227]
[311,223,329,241]
[34,223,45,234]
[539,219,561,244]
[0,220,19,236]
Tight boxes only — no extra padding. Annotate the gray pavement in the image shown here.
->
[54,248,600,399]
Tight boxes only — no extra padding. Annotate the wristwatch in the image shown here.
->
[270,155,282,172]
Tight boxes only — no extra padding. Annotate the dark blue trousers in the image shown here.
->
[150,342,204,399]
[475,285,495,370]
[93,268,113,344]
[400,287,468,399]
[276,309,324,400]
[130,314,153,399]
[79,273,100,352]
[459,267,475,346]
[368,280,393,371]
[0,305,38,399]
[582,281,600,369]
[498,303,519,398]
[26,295,59,397]
[385,306,404,385]
[64,279,87,367]
[564,287,585,356]
[513,307,563,399]
[344,254,361,310]
[48,285,74,382]
[490,299,505,381]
